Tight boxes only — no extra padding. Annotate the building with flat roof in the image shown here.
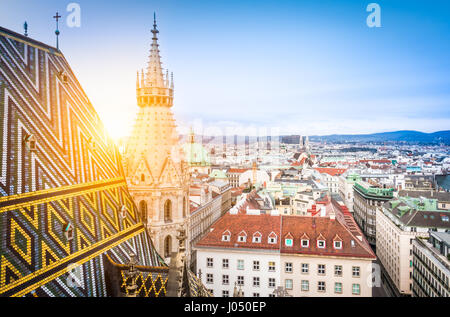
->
[412,232,450,297]
[353,181,394,246]
[376,196,450,296]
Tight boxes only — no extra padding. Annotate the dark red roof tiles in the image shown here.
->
[196,210,375,259]
[196,213,281,250]
[314,168,348,176]
[280,216,375,259]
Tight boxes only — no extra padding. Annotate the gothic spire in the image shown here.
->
[136,71,140,89]
[145,12,164,88]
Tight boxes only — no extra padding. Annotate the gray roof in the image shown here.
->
[431,231,450,246]
[383,200,450,229]
[399,190,450,202]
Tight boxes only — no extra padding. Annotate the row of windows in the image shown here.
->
[297,263,360,277]
[222,231,277,244]
[210,278,359,296]
[413,245,450,287]
[222,232,349,249]
[138,198,187,223]
[219,290,275,297]
[284,238,346,249]
[206,274,277,288]
[413,264,449,297]
[207,258,276,271]
[207,258,361,277]
[294,280,361,294]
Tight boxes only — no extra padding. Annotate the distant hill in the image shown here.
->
[185,130,450,145]
[308,130,450,144]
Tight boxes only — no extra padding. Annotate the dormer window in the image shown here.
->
[222,230,231,242]
[23,134,37,152]
[284,233,293,247]
[285,238,293,247]
[237,231,247,243]
[64,223,74,242]
[333,235,343,249]
[268,232,277,244]
[317,233,326,248]
[300,233,310,248]
[252,232,262,243]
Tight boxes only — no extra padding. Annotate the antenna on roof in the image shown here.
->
[23,21,28,37]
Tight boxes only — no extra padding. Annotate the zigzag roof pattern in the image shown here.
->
[0,26,166,297]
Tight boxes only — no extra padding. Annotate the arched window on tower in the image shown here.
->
[141,174,145,182]
[164,235,172,258]
[164,200,172,223]
[139,200,147,224]
[183,197,186,218]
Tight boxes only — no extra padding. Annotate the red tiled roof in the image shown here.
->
[314,168,347,176]
[196,211,375,259]
[195,213,281,250]
[228,168,249,174]
[280,216,375,259]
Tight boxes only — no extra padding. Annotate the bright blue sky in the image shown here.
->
[1,0,450,138]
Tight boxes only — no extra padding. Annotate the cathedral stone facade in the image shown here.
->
[123,17,189,261]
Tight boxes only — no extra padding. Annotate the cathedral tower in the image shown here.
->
[124,15,189,261]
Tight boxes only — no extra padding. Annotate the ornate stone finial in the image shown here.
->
[176,228,187,253]
[125,253,139,297]
[165,69,169,87]
[136,71,140,89]
[188,127,195,144]
[233,282,239,297]
[24,21,28,37]
[272,286,292,297]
